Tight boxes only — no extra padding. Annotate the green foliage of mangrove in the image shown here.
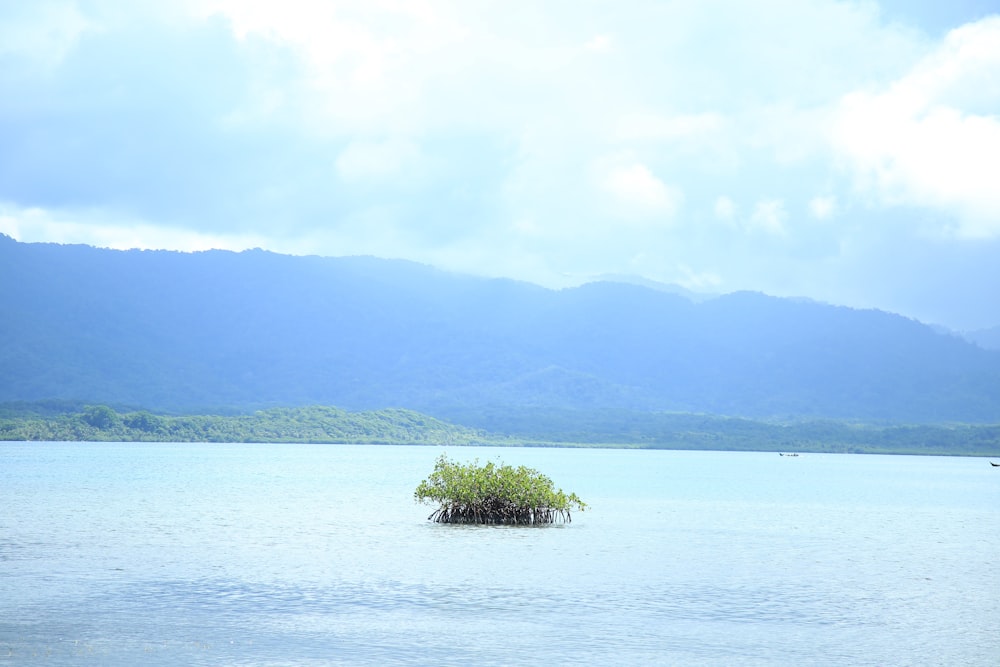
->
[414,454,586,525]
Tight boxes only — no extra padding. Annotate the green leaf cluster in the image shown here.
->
[414,454,586,524]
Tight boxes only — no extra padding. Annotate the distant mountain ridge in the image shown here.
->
[964,325,1000,351]
[2,234,998,423]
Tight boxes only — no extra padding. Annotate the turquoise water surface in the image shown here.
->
[2,442,998,665]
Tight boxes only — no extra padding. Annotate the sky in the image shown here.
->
[1,0,999,331]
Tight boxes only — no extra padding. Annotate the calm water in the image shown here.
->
[2,442,998,666]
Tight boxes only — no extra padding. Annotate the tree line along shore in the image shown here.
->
[1,403,997,456]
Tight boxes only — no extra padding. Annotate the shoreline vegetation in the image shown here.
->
[1,403,998,456]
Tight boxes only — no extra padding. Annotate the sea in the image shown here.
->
[1,442,998,666]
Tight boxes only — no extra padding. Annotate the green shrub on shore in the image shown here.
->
[414,454,586,525]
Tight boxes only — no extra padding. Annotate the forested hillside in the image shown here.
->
[2,235,999,423]
[0,404,483,445]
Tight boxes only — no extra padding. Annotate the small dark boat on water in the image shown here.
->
[991,461,999,467]
[779,453,799,457]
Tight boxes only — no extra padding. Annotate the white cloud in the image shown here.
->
[584,34,612,52]
[335,138,421,183]
[615,111,727,143]
[0,2,95,72]
[714,196,736,221]
[832,17,1000,238]
[676,264,722,291]
[748,199,787,235]
[600,162,683,218]
[190,0,470,136]
[808,195,836,220]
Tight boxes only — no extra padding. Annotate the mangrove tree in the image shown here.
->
[414,454,586,525]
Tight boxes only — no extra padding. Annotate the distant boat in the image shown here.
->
[991,461,999,467]
[779,453,799,457]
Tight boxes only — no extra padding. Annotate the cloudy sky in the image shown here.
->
[1,1,998,330]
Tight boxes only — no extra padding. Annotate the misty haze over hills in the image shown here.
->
[2,235,998,424]
[963,325,1000,351]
